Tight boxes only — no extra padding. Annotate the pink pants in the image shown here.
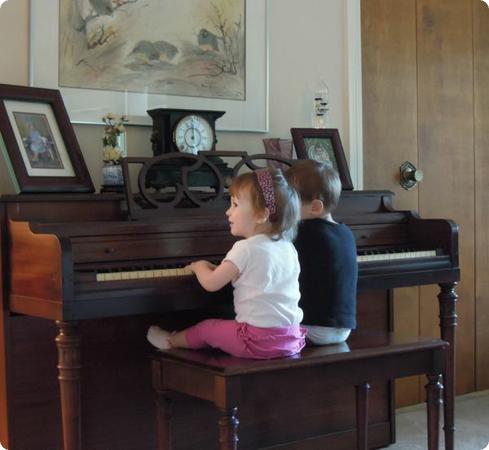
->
[185,319,306,359]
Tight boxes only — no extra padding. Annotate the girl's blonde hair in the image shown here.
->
[229,169,301,241]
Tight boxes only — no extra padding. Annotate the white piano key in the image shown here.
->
[105,272,121,281]
[96,273,106,282]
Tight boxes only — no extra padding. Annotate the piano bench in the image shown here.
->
[151,333,448,450]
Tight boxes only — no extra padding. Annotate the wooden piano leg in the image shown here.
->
[218,407,239,450]
[437,282,458,450]
[55,321,82,450]
[426,374,442,450]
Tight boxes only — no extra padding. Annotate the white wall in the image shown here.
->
[0,0,360,192]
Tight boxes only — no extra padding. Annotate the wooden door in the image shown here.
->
[417,0,475,396]
[474,0,489,391]
[362,0,480,404]
[361,0,421,406]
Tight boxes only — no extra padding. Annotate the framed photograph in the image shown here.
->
[290,128,354,190]
[29,0,269,132]
[0,84,94,193]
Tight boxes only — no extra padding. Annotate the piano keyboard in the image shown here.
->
[93,249,439,282]
[95,266,193,282]
[357,249,437,262]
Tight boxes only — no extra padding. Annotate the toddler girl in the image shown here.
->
[147,168,305,359]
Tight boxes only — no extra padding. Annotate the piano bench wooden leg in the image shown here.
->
[155,389,172,450]
[426,374,442,450]
[355,383,370,450]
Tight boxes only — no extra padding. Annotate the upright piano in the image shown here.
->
[0,152,459,450]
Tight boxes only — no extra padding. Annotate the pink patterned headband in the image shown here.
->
[255,169,277,221]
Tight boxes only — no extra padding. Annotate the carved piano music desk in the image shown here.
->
[0,152,459,450]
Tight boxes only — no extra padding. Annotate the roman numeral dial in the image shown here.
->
[174,115,214,154]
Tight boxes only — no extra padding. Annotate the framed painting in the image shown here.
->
[0,84,94,193]
[29,0,269,132]
[290,128,354,190]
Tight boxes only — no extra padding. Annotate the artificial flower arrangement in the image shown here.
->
[102,113,128,165]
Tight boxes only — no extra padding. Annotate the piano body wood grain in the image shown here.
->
[0,188,459,450]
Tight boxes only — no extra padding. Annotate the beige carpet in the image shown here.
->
[387,390,489,449]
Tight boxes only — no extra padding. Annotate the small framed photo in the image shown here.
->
[290,128,353,190]
[0,84,94,193]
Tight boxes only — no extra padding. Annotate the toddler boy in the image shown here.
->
[286,160,358,344]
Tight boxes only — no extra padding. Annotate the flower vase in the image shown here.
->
[102,164,123,186]
[100,114,128,192]
[115,132,126,158]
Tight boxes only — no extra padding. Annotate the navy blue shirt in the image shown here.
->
[294,219,358,329]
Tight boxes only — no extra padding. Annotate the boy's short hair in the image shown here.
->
[285,159,342,212]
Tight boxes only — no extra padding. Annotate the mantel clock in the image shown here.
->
[147,108,225,155]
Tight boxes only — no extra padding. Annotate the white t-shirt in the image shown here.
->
[224,234,303,328]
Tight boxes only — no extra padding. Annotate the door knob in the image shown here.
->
[400,161,423,190]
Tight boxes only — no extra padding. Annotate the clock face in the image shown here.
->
[174,115,214,154]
